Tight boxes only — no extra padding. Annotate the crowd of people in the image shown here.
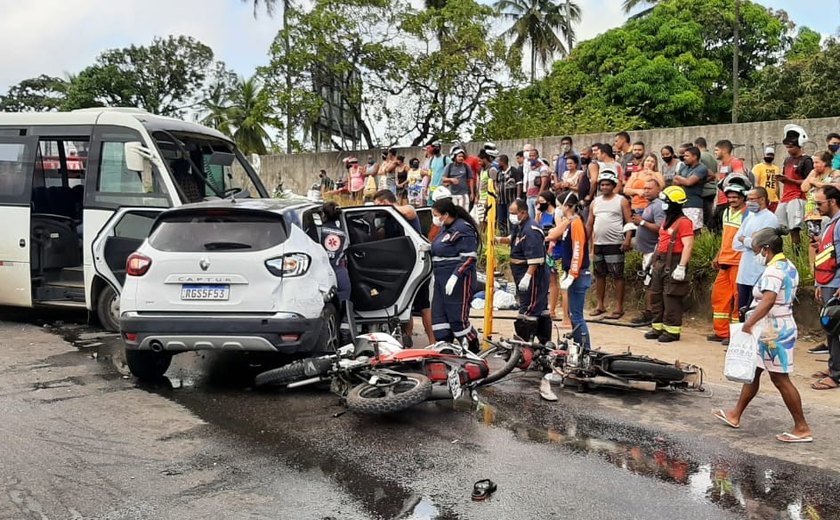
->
[317,125,840,440]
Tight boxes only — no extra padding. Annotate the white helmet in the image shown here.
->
[597,168,619,185]
[450,147,465,159]
[432,186,452,201]
[783,124,809,148]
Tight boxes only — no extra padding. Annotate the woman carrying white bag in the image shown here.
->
[713,227,813,443]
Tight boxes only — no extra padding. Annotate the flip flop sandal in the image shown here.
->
[776,432,813,443]
[811,377,840,390]
[589,309,607,317]
[604,312,625,320]
[471,479,497,501]
[811,370,830,379]
[712,409,740,429]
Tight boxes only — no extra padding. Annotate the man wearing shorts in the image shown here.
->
[586,168,632,319]
[672,146,708,233]
[776,137,812,251]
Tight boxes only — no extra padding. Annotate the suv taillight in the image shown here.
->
[265,253,310,277]
[126,253,152,277]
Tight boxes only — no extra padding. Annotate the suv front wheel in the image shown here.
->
[126,350,173,380]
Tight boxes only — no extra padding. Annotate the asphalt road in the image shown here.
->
[2,310,839,519]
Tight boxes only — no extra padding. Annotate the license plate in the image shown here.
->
[447,368,463,400]
[180,284,229,301]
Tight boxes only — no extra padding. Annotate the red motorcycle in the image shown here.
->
[255,333,521,414]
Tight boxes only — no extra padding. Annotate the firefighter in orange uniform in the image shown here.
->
[708,183,748,346]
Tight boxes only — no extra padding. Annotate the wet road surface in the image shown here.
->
[4,309,840,519]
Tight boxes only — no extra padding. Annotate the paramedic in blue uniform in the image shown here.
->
[430,197,480,352]
[497,198,551,342]
[321,202,351,341]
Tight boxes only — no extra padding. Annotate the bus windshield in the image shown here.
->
[150,130,268,203]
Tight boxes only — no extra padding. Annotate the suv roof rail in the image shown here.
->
[70,107,150,114]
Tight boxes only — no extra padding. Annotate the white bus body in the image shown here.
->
[0,108,269,330]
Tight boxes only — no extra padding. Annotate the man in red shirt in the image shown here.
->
[713,139,746,230]
[776,132,813,251]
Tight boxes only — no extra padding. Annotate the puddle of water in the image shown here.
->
[462,397,840,520]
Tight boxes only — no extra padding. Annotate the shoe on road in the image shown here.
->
[539,378,558,401]
[657,332,680,343]
[706,334,726,343]
[808,343,829,355]
[644,330,662,340]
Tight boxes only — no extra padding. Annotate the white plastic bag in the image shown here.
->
[724,322,761,384]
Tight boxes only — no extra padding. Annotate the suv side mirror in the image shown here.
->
[124,141,152,172]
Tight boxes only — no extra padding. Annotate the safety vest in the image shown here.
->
[718,207,745,266]
[815,219,839,285]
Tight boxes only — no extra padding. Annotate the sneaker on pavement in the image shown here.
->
[539,378,558,401]
[808,343,829,355]
[630,313,653,325]
[657,332,680,343]
[644,330,662,340]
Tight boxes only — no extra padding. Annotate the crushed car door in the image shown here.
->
[341,206,431,322]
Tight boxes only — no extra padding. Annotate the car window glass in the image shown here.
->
[113,212,158,239]
[0,142,30,202]
[98,142,162,195]
[347,209,405,244]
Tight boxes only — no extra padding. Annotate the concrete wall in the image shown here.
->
[257,117,840,195]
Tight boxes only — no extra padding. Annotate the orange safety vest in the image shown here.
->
[717,207,744,265]
[816,219,839,285]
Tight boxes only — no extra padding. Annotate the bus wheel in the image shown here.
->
[97,285,120,332]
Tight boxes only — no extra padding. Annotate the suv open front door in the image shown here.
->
[341,206,431,324]
[0,136,38,307]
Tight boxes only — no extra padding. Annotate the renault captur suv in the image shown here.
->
[118,199,431,379]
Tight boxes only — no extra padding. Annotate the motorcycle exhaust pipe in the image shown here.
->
[149,340,164,353]
[574,376,656,392]
[427,386,456,401]
[287,377,323,388]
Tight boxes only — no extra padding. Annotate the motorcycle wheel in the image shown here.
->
[345,372,432,414]
[608,359,685,383]
[254,357,333,387]
[477,342,523,386]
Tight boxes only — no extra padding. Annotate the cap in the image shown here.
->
[764,146,775,155]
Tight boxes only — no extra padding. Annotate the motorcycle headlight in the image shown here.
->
[265,253,311,277]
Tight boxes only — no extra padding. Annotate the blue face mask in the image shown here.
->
[746,201,760,213]
[830,144,840,153]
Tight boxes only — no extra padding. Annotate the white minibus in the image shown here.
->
[0,108,269,330]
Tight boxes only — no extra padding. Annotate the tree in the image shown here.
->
[63,36,215,116]
[227,76,277,155]
[0,75,70,112]
[621,0,662,17]
[484,0,790,136]
[494,0,581,82]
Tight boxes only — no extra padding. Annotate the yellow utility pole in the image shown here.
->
[482,178,497,346]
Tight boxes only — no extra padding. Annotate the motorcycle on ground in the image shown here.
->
[254,333,523,414]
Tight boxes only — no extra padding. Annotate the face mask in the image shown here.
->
[580,157,591,166]
[678,155,685,162]
[662,156,673,163]
[368,159,375,165]
[509,214,520,226]
[537,202,549,212]
[746,201,760,213]
[754,251,768,267]
[830,144,840,153]
[432,216,443,227]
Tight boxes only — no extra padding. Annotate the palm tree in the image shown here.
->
[198,82,233,136]
[227,76,273,155]
[495,0,581,83]
[242,0,293,154]
[621,0,661,18]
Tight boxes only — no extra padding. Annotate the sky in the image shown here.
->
[0,0,836,93]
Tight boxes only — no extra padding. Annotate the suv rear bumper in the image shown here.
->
[120,312,324,354]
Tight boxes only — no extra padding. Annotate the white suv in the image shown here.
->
[119,199,431,379]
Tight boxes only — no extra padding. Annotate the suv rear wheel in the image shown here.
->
[126,350,173,380]
[318,303,339,353]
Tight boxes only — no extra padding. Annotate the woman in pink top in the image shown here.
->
[347,158,365,201]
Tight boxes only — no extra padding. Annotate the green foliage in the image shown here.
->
[484,0,793,138]
[494,0,581,83]
[739,37,840,122]
[0,75,70,112]
[63,36,216,117]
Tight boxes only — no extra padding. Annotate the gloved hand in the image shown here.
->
[559,274,574,290]
[445,275,458,296]
[518,273,532,292]
[672,265,686,281]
